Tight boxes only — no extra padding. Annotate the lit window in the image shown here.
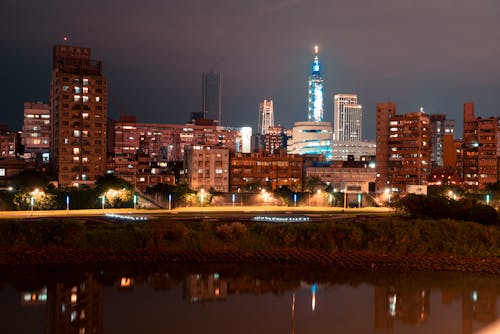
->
[82,87,88,94]
[96,96,101,102]
[63,86,70,91]
[26,114,35,118]
[73,157,79,161]
[74,95,81,102]
[64,138,69,144]
[73,130,80,137]
[82,157,88,162]
[82,96,89,103]
[71,311,77,322]
[0,168,5,177]
[83,78,89,85]
[73,148,80,155]
[74,87,81,93]
[82,113,89,119]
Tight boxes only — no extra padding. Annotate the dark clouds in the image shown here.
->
[1,0,500,139]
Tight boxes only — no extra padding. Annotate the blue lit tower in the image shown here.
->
[307,45,324,122]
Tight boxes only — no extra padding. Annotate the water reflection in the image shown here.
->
[1,266,500,333]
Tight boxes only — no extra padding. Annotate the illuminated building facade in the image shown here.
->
[308,46,324,122]
[430,114,455,168]
[229,151,302,192]
[22,102,50,160]
[184,146,230,192]
[110,117,245,190]
[333,94,362,141]
[331,140,376,161]
[202,71,222,123]
[258,99,274,135]
[462,102,500,190]
[375,103,431,193]
[49,45,107,187]
[0,131,20,158]
[264,125,288,154]
[287,121,333,160]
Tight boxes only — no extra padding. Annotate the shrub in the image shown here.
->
[215,222,248,241]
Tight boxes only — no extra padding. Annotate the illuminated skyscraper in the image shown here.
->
[49,45,107,187]
[202,71,222,123]
[258,99,274,135]
[288,46,332,159]
[307,46,324,122]
[334,94,362,141]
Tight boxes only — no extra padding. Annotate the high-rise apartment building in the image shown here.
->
[49,45,107,187]
[333,94,363,141]
[307,46,324,122]
[202,71,222,123]
[22,102,50,160]
[462,102,500,190]
[429,114,455,168]
[258,99,274,135]
[375,104,430,193]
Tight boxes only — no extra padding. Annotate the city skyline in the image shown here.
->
[2,0,500,140]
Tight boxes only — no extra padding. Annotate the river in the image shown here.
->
[1,264,499,333]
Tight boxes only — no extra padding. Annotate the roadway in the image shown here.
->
[0,206,393,222]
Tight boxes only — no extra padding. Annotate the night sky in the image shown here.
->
[2,0,500,140]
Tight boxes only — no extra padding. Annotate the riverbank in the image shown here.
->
[1,248,500,275]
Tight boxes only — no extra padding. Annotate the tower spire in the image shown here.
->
[308,45,324,122]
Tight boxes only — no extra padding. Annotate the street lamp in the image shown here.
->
[232,193,236,207]
[200,189,205,207]
[293,193,297,207]
[486,194,490,205]
[101,195,105,209]
[66,195,70,211]
[133,194,137,210]
[384,188,391,205]
[168,194,172,211]
[329,194,333,207]
[30,196,34,213]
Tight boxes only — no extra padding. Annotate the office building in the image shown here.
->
[49,45,107,187]
[333,94,363,141]
[202,71,222,123]
[462,102,500,190]
[258,99,274,135]
[376,104,431,193]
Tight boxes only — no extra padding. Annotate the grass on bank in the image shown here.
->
[0,216,499,258]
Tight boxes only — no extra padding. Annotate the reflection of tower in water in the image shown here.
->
[311,283,317,312]
[47,273,103,334]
